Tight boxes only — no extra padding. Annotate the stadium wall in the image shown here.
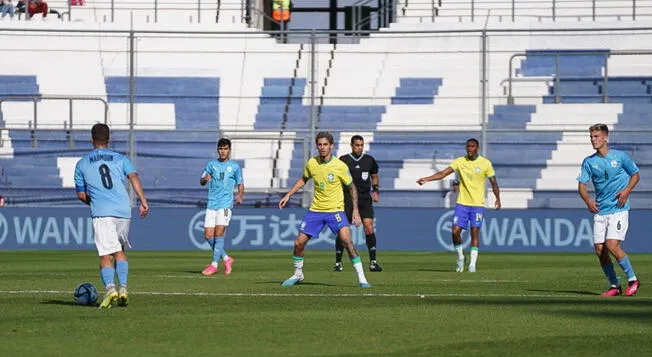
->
[0,207,650,252]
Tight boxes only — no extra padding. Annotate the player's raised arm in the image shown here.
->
[417,167,454,185]
[279,177,308,209]
[200,172,211,186]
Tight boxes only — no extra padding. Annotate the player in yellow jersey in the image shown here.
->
[417,138,501,272]
[279,132,371,288]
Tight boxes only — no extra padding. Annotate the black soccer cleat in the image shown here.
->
[332,262,343,272]
[369,261,383,272]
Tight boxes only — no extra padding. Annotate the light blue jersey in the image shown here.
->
[577,149,639,215]
[74,148,136,218]
[202,159,243,209]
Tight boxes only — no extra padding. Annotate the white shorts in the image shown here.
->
[93,217,131,256]
[204,208,232,228]
[593,210,629,244]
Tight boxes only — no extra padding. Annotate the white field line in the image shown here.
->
[153,275,530,283]
[0,290,639,299]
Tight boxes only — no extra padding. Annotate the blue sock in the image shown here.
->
[212,237,224,263]
[100,266,115,289]
[207,238,216,250]
[215,237,228,260]
[115,260,129,286]
[617,256,637,281]
[601,263,619,287]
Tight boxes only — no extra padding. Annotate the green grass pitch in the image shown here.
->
[0,251,650,357]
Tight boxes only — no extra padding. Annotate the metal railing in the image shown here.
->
[400,0,651,22]
[0,96,108,148]
[505,50,652,104]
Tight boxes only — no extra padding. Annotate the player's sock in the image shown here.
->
[215,237,230,261]
[351,256,368,284]
[617,256,638,281]
[469,247,479,266]
[115,260,129,286]
[207,237,216,250]
[211,237,223,267]
[100,266,115,289]
[601,263,620,287]
[366,233,377,262]
[292,255,304,275]
[335,238,344,263]
[454,244,464,260]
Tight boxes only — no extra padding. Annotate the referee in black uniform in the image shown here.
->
[334,135,383,272]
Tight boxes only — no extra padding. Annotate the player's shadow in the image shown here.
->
[40,299,94,307]
[527,288,598,296]
[417,268,454,273]
[256,281,337,287]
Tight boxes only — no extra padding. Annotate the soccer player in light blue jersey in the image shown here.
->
[200,138,244,276]
[74,123,149,309]
[578,123,641,297]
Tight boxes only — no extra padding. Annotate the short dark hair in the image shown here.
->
[91,123,110,144]
[589,123,609,135]
[466,138,479,146]
[315,132,334,144]
[350,135,364,144]
[217,138,232,148]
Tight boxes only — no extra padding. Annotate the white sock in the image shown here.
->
[211,262,218,268]
[470,247,479,266]
[455,245,464,260]
[353,261,368,284]
[293,257,304,276]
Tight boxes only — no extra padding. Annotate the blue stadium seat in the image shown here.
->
[392,78,443,105]
[105,77,220,130]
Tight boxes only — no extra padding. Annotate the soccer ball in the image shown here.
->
[73,282,99,306]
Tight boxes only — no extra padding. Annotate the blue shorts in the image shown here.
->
[299,211,349,238]
[453,204,485,230]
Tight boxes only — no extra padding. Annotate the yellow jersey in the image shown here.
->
[303,156,353,212]
[450,155,495,207]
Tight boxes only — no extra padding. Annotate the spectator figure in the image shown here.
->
[0,195,5,208]
[28,0,48,18]
[1,0,16,18]
[16,0,59,19]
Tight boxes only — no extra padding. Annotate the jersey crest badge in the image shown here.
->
[327,173,335,182]
[611,160,618,168]
[361,172,369,181]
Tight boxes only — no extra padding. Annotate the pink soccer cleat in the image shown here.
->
[600,286,622,297]
[224,257,235,275]
[201,264,218,276]
[625,280,641,297]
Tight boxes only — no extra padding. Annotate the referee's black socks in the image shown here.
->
[366,233,377,262]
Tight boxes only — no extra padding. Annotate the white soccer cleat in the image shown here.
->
[456,257,465,273]
[281,273,304,286]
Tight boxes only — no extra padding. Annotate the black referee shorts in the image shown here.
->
[344,197,374,223]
